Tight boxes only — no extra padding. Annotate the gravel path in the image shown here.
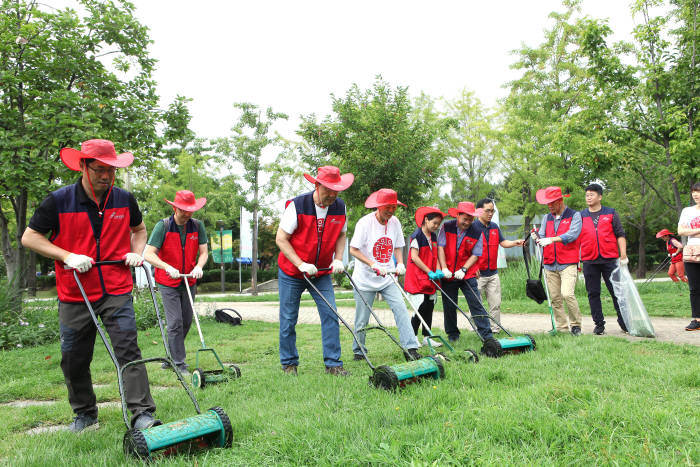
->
[194,301,699,346]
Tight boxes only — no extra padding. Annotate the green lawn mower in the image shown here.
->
[72,262,232,461]
[181,274,242,388]
[431,278,536,357]
[303,269,444,390]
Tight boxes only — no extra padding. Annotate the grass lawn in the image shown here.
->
[1,317,698,465]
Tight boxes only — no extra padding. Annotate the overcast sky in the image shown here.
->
[130,1,640,142]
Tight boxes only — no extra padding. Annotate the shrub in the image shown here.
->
[201,268,278,284]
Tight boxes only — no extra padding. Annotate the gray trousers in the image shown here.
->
[159,283,196,368]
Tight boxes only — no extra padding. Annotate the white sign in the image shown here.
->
[240,207,253,259]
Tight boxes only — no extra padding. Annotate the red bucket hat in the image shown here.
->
[536,186,570,205]
[447,201,477,218]
[656,229,673,238]
[365,189,407,208]
[165,190,207,212]
[303,166,354,192]
[60,139,134,172]
[415,206,446,227]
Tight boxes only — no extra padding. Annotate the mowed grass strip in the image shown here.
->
[0,319,698,466]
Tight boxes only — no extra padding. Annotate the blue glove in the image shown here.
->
[428,270,444,280]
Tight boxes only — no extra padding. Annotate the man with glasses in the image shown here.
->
[474,199,525,332]
[22,139,159,433]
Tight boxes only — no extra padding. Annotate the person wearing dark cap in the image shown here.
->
[437,202,494,343]
[655,229,687,283]
[144,191,209,374]
[579,183,628,335]
[276,166,354,376]
[535,186,583,335]
[21,139,158,433]
[349,189,422,361]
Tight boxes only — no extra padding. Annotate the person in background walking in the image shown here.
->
[655,229,687,283]
[677,181,700,331]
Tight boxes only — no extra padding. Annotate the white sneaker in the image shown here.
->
[423,336,442,348]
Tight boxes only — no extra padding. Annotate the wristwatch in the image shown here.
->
[460,267,467,273]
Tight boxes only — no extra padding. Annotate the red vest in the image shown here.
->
[51,183,133,303]
[404,228,438,294]
[543,207,580,265]
[441,220,481,280]
[154,216,200,287]
[579,207,619,261]
[277,192,346,279]
[477,222,500,272]
[667,238,683,264]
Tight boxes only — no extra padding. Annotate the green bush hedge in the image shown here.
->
[202,268,278,283]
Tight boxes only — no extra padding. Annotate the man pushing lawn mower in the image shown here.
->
[22,139,159,433]
[144,190,209,376]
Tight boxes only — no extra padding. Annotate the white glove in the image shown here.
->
[298,262,318,276]
[63,253,94,273]
[619,257,629,266]
[453,269,466,280]
[395,263,406,275]
[441,268,453,279]
[370,263,387,276]
[537,237,554,247]
[165,265,180,279]
[331,259,345,274]
[191,266,203,279]
[123,253,143,267]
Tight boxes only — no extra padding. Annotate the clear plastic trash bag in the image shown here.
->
[610,264,655,337]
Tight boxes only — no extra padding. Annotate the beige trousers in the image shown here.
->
[477,274,501,327]
[544,264,582,331]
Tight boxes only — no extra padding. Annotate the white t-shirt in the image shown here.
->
[679,206,700,246]
[350,212,405,291]
[279,200,347,235]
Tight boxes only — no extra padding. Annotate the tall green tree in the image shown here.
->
[0,0,162,292]
[214,103,288,295]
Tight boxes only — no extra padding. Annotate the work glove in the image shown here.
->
[619,257,629,266]
[191,266,203,279]
[123,253,143,267]
[441,268,453,279]
[370,263,387,276]
[453,269,466,281]
[298,262,318,276]
[331,259,345,274]
[63,253,94,273]
[395,263,406,275]
[537,237,554,247]
[165,265,180,279]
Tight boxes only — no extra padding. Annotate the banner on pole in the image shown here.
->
[211,230,233,263]
[240,207,253,259]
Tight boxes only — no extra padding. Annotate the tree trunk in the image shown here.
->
[26,249,37,297]
[251,174,259,296]
[635,181,650,279]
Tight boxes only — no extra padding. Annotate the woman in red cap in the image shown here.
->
[655,229,687,283]
[144,191,209,375]
[404,207,446,344]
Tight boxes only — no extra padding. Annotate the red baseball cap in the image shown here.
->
[415,206,446,227]
[447,201,477,218]
[303,166,354,192]
[536,186,570,205]
[165,190,207,212]
[365,188,406,208]
[60,139,134,171]
[656,229,673,238]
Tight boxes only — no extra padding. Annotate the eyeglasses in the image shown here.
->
[87,164,116,176]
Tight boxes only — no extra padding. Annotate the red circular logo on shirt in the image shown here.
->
[690,216,700,229]
[372,237,394,263]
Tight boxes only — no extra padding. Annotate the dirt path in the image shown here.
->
[194,301,699,347]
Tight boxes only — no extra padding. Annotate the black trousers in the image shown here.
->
[583,261,626,330]
[411,294,435,336]
[59,294,156,424]
[439,278,493,340]
[685,261,700,318]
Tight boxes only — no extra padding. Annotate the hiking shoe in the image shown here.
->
[176,365,190,377]
[132,412,161,430]
[161,361,172,370]
[69,413,99,433]
[405,348,423,361]
[448,335,460,343]
[423,336,442,348]
[325,366,349,376]
[685,320,700,331]
[593,324,605,335]
[282,364,298,375]
[353,353,364,361]
[571,326,582,336]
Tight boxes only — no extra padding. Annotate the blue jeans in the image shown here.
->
[352,283,419,355]
[278,269,342,367]
[440,278,494,341]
